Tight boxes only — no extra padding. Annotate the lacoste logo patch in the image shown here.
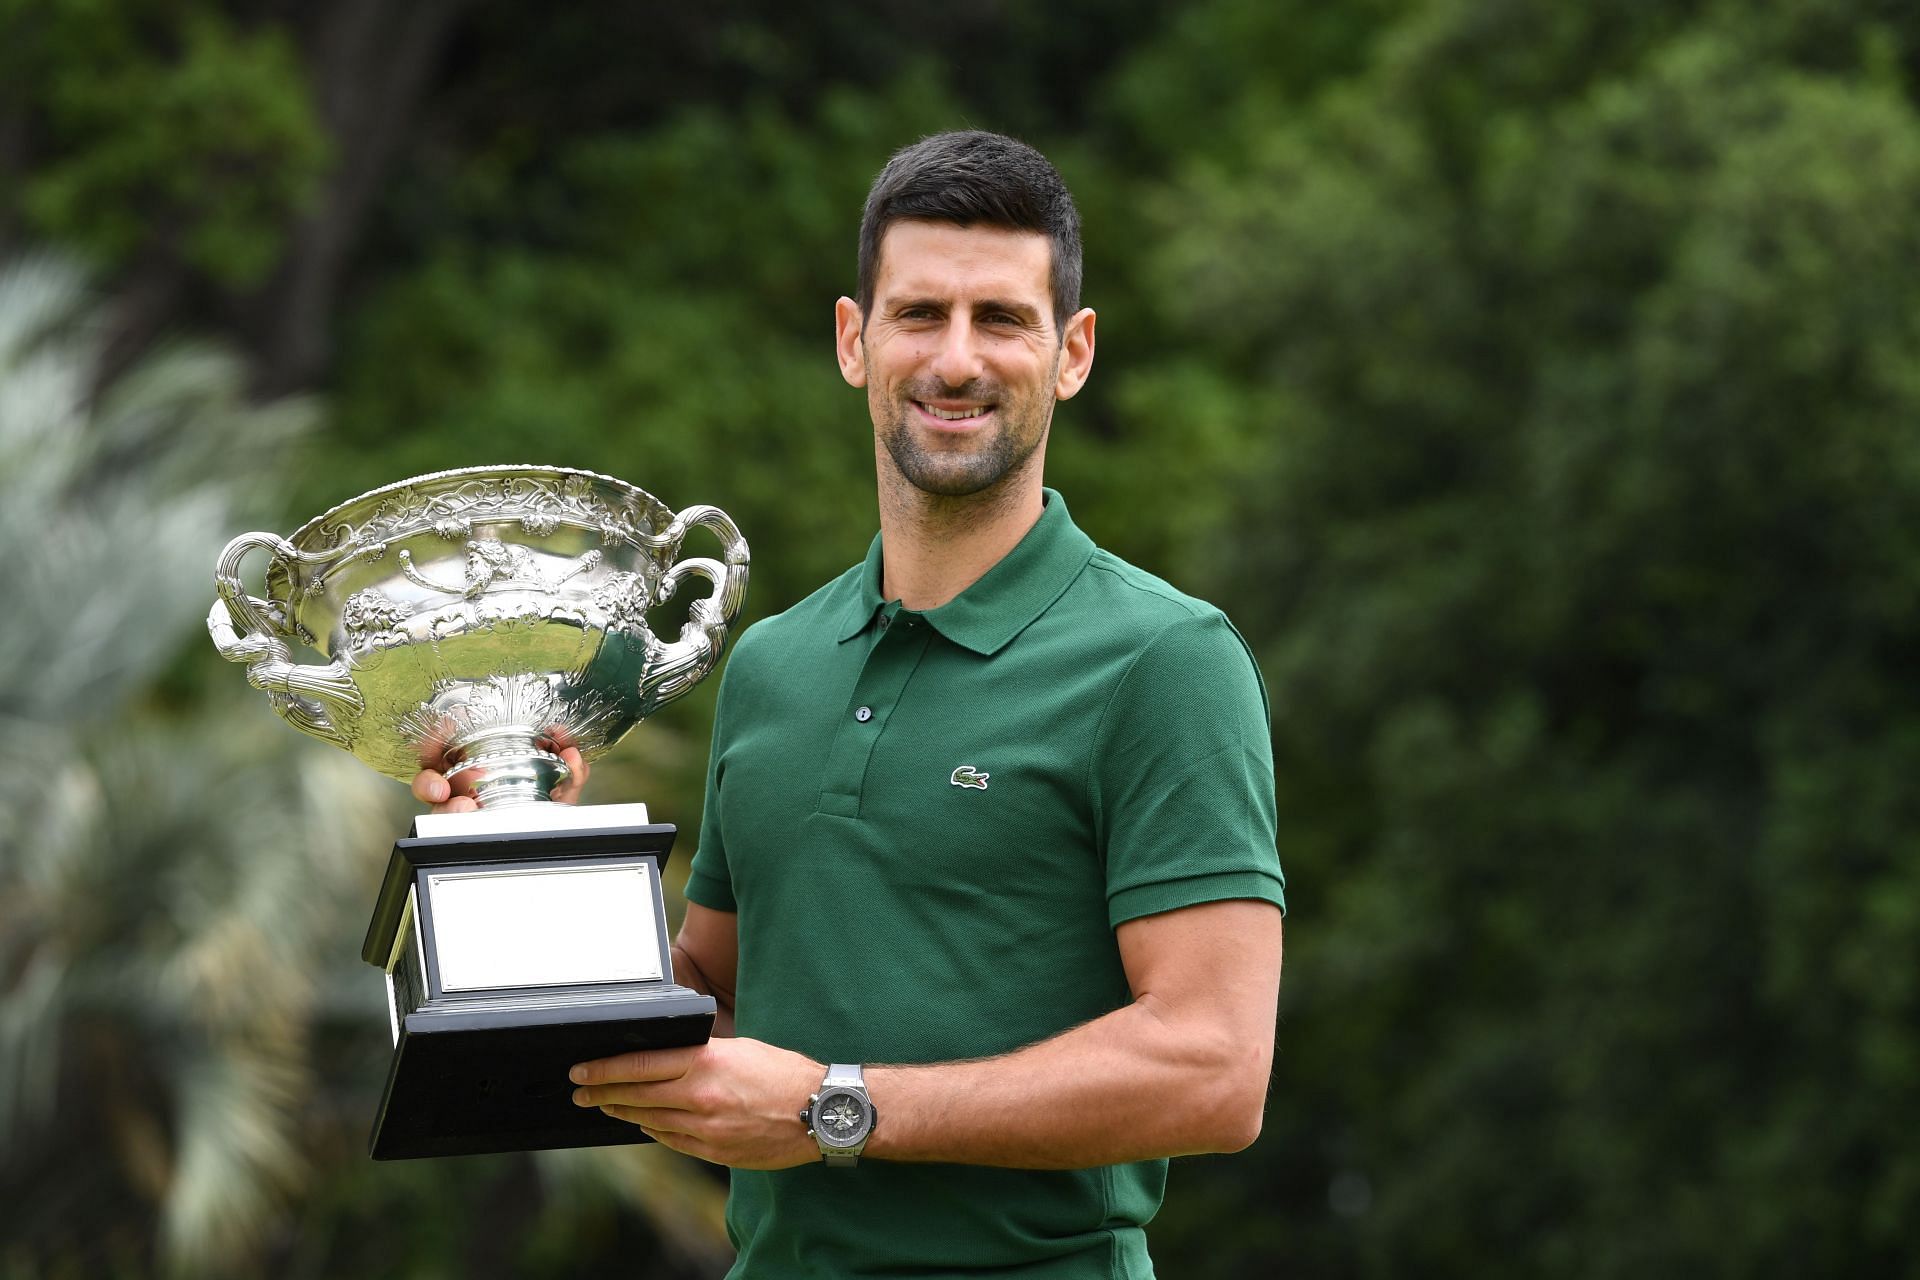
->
[950,765,990,791]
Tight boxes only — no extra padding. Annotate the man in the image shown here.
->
[417,130,1284,1277]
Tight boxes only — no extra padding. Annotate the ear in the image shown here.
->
[835,296,866,388]
[1053,307,1097,401]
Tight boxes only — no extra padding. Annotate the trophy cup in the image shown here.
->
[207,465,748,1159]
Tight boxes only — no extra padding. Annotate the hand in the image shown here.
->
[410,746,591,813]
[569,1038,824,1169]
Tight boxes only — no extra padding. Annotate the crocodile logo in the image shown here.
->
[950,765,990,791]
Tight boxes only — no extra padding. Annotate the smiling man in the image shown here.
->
[421,130,1285,1277]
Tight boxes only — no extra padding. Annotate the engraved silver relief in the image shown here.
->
[341,588,415,649]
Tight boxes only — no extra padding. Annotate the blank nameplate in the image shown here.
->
[428,864,664,991]
[412,802,651,839]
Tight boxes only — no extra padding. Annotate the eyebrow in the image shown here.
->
[887,295,1044,323]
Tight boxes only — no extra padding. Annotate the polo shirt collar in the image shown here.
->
[833,488,1096,656]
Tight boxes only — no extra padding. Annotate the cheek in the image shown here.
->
[880,341,932,376]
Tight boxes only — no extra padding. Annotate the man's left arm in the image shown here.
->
[571,608,1285,1169]
[568,895,1281,1169]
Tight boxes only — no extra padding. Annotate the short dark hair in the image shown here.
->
[857,130,1083,333]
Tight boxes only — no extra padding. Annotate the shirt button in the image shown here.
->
[854,706,873,722]
[878,615,891,630]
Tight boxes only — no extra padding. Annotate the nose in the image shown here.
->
[927,315,984,388]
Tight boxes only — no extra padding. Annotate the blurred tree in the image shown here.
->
[0,255,730,1277]
[1128,2,1920,1275]
[0,252,378,1273]
[0,1,329,287]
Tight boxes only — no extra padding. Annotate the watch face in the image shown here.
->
[815,1088,872,1147]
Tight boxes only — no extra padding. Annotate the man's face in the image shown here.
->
[836,221,1094,500]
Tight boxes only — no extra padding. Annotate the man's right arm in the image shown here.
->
[672,901,739,1038]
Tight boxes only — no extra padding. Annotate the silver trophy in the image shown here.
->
[208,465,748,1159]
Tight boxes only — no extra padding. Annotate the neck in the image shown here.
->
[876,465,1045,612]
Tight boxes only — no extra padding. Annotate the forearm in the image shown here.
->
[866,990,1272,1169]
[670,940,736,1038]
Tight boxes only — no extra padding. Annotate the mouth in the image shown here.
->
[912,400,994,427]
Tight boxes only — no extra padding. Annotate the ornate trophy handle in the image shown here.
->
[638,504,751,714]
[208,531,365,750]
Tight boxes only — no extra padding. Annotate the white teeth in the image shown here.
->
[920,403,988,421]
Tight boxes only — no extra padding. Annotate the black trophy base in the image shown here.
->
[361,815,715,1161]
[369,987,716,1160]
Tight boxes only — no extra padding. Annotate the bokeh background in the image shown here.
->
[3,1,1918,1276]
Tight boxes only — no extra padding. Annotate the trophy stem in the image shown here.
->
[442,727,571,809]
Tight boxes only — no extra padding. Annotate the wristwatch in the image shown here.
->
[802,1063,875,1167]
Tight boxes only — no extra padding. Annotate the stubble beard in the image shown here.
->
[877,401,1035,499]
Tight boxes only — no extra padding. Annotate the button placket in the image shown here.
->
[816,613,931,818]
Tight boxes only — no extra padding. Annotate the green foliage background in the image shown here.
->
[2,0,1918,1275]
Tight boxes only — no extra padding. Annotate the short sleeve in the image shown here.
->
[683,637,744,914]
[1092,610,1285,926]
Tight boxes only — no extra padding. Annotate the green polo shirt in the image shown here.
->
[685,490,1283,1279]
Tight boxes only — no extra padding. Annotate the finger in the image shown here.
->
[570,1046,697,1086]
[572,1084,682,1110]
[595,1102,692,1131]
[615,1116,721,1164]
[437,794,479,814]
[553,747,590,804]
[412,770,450,804]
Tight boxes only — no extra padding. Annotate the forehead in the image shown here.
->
[871,220,1052,303]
